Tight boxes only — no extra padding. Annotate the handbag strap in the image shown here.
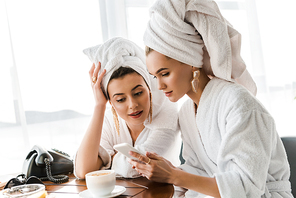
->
[40,158,69,183]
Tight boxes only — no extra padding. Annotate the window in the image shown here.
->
[0,0,102,175]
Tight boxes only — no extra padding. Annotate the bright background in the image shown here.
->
[0,0,296,176]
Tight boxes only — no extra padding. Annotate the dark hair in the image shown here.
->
[109,66,137,81]
[145,46,154,56]
[107,66,139,99]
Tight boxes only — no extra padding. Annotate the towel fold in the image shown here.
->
[144,0,257,95]
[83,37,149,95]
[83,37,178,131]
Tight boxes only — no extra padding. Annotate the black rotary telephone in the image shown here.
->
[22,145,73,183]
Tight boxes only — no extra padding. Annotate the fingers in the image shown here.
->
[89,62,105,85]
[129,159,152,177]
[128,151,155,178]
[146,152,162,160]
[147,158,151,165]
[129,159,146,169]
[96,69,106,86]
[129,151,150,164]
[93,62,101,79]
[89,63,95,81]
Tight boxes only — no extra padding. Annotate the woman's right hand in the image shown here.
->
[89,62,107,106]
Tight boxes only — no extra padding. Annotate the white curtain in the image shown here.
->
[0,0,102,175]
[1,0,295,176]
[255,0,296,136]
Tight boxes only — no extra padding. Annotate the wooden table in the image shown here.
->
[0,174,174,198]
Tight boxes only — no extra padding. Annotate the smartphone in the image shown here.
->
[113,143,145,160]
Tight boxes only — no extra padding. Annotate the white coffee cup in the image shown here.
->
[85,170,116,197]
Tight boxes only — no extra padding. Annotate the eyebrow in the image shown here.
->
[131,84,143,91]
[156,68,168,74]
[112,84,143,98]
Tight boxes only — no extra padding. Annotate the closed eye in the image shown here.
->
[116,98,126,103]
[134,91,143,96]
[162,72,169,77]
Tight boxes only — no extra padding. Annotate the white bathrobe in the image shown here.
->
[97,107,181,178]
[178,78,292,198]
[74,105,181,179]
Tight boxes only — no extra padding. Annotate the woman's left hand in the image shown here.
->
[128,151,177,184]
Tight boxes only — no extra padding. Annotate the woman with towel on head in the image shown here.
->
[74,37,180,179]
[128,0,293,197]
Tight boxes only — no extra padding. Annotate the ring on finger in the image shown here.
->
[92,76,97,83]
[146,158,151,164]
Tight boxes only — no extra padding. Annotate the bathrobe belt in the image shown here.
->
[264,180,291,197]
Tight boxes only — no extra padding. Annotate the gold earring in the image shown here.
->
[111,106,120,135]
[191,70,200,93]
[149,92,153,123]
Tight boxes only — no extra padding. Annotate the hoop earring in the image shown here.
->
[111,106,120,135]
[149,92,153,123]
[191,70,200,93]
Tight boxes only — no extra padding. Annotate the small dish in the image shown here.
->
[79,185,126,198]
[0,184,46,198]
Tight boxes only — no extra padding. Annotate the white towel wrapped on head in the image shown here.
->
[144,0,257,95]
[83,37,150,96]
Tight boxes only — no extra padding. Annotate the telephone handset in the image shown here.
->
[22,145,73,183]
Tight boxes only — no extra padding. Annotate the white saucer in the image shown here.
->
[79,185,126,198]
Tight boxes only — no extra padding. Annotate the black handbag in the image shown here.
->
[22,145,73,183]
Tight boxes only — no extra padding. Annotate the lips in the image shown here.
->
[164,91,172,97]
[128,111,143,119]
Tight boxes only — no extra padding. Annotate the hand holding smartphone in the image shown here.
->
[113,143,144,160]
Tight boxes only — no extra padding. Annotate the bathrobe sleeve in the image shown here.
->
[98,114,118,170]
[134,128,180,159]
[73,115,113,179]
[214,109,276,198]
